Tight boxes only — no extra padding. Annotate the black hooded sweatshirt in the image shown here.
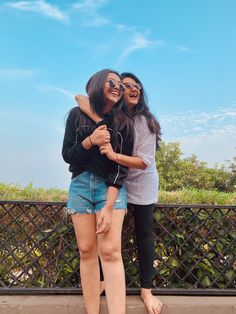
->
[62,107,133,188]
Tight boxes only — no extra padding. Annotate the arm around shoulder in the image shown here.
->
[75,94,102,123]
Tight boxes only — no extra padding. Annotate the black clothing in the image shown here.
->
[128,203,154,289]
[62,107,133,188]
[98,203,155,288]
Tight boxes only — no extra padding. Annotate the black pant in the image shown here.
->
[128,203,154,288]
[99,203,154,289]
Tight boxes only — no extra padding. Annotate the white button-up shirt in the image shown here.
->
[126,115,159,205]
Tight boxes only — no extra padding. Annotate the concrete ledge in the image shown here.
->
[0,295,236,314]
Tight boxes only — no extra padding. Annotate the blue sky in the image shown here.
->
[0,0,236,189]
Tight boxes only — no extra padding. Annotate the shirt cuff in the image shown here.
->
[137,152,153,167]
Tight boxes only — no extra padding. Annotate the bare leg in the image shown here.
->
[72,214,100,314]
[98,210,126,314]
[98,257,105,295]
[141,288,162,314]
[100,281,105,295]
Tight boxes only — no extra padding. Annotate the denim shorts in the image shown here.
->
[66,171,127,215]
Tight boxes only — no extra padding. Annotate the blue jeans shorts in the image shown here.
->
[66,171,127,215]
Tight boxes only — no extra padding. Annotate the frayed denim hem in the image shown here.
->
[66,207,95,215]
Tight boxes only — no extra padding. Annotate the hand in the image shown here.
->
[90,125,110,146]
[96,207,112,234]
[99,143,117,161]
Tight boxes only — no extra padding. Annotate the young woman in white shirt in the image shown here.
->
[75,72,162,314]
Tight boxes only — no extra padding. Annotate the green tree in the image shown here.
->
[156,142,234,192]
[226,157,236,192]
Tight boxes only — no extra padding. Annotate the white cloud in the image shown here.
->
[172,125,236,145]
[122,34,153,57]
[72,0,109,26]
[73,0,108,11]
[117,33,164,65]
[36,84,74,99]
[0,68,35,79]
[176,45,197,53]
[160,105,236,130]
[160,104,236,165]
[5,0,69,22]
[172,126,236,166]
[114,23,129,31]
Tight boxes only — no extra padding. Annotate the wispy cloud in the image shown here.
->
[122,34,153,57]
[173,124,236,145]
[0,68,35,79]
[36,84,74,99]
[172,126,236,166]
[72,0,109,27]
[117,33,164,65]
[160,104,236,165]
[160,104,236,130]
[5,0,69,23]
[176,45,197,53]
[73,0,108,11]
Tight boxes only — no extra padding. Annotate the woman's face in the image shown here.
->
[122,77,141,110]
[103,72,124,112]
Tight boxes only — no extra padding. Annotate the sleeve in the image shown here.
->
[106,129,133,188]
[62,108,90,165]
[135,117,156,167]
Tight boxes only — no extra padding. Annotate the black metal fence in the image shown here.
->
[0,201,235,295]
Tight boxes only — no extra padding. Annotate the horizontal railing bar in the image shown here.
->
[1,200,235,209]
[0,288,235,296]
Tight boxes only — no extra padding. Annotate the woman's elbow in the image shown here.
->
[134,157,147,170]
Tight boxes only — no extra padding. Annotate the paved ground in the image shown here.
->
[0,295,236,313]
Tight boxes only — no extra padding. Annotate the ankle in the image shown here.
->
[141,288,152,297]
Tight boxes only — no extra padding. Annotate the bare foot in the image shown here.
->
[141,288,162,314]
[100,280,105,295]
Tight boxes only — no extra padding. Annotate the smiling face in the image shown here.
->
[122,77,141,113]
[102,72,124,113]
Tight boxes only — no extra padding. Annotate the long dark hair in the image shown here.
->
[76,69,133,148]
[86,69,123,116]
[121,72,161,149]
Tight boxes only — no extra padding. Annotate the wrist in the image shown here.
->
[88,135,94,146]
[109,152,118,161]
[103,204,113,211]
[115,153,120,162]
[82,137,93,150]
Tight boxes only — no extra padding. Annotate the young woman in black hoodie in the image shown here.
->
[62,69,133,314]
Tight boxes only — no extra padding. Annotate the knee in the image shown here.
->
[78,243,97,260]
[99,245,121,263]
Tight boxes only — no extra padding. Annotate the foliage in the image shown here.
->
[1,182,236,205]
[0,202,235,289]
[153,205,236,289]
[156,142,236,192]
[0,182,67,202]
[0,203,79,288]
[159,189,236,205]
[227,157,236,189]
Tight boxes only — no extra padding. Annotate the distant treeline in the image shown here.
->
[156,142,236,193]
[0,142,235,204]
[0,183,235,205]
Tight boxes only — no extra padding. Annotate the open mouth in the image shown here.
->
[129,93,138,99]
[110,90,119,96]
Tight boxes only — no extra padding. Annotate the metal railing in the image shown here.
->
[0,201,235,295]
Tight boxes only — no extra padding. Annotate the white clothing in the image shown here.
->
[126,115,158,205]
